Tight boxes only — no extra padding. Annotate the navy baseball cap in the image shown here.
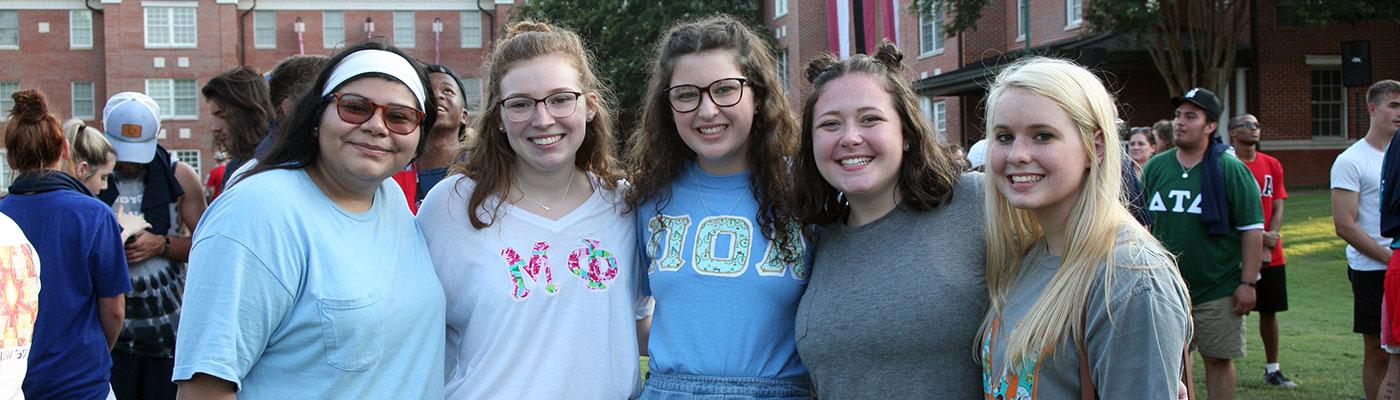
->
[1171,88,1222,121]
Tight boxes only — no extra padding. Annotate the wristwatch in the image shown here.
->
[1239,280,1257,288]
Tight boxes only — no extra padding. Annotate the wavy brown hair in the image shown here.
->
[450,20,622,229]
[623,15,801,262]
[793,41,963,226]
[202,66,274,161]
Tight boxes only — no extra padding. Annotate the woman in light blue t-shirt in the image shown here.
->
[623,16,812,399]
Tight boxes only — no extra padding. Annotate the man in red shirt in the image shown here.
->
[1229,113,1296,388]
[203,153,227,203]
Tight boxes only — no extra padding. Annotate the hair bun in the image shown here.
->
[871,40,904,72]
[10,89,50,124]
[506,21,552,39]
[804,53,839,84]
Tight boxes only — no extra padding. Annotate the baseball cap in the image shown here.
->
[1171,87,1222,121]
[102,92,162,164]
[967,139,988,170]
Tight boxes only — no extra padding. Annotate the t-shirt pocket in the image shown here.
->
[317,290,385,371]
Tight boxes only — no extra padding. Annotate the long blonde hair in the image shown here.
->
[977,57,1189,370]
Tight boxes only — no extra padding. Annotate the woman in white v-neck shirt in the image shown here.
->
[416,21,649,400]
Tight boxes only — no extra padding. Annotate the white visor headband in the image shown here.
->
[320,49,427,110]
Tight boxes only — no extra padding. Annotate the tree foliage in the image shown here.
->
[1275,0,1400,26]
[511,0,765,132]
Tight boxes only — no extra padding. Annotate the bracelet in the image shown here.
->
[161,237,171,257]
[1239,280,1256,288]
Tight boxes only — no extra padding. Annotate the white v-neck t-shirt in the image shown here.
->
[417,174,648,400]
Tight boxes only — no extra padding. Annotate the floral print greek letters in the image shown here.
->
[568,239,620,290]
[646,215,690,273]
[981,318,1043,400]
[500,241,558,301]
[756,222,809,280]
[692,216,752,276]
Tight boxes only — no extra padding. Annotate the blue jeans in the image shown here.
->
[640,372,813,400]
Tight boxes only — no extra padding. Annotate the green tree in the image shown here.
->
[511,0,765,134]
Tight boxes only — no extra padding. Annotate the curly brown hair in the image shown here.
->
[793,41,963,226]
[450,20,623,229]
[623,15,801,262]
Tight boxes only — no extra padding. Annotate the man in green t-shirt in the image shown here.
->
[1143,88,1264,400]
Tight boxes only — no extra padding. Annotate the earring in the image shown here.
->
[313,127,319,137]
[587,113,595,122]
[499,126,506,133]
[903,143,910,152]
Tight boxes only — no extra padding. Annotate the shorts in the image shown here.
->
[1351,268,1386,335]
[1252,264,1289,313]
[640,372,813,400]
[1382,250,1400,351]
[1190,296,1246,360]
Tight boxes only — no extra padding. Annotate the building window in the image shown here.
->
[323,11,344,48]
[71,10,93,48]
[1311,68,1346,138]
[1016,0,1028,41]
[778,48,789,90]
[461,78,483,112]
[253,11,275,49]
[171,149,201,174]
[0,82,17,120]
[774,0,788,18]
[919,6,944,55]
[460,11,482,48]
[392,11,415,48]
[0,150,11,194]
[145,6,197,48]
[0,11,17,48]
[72,81,94,119]
[145,79,198,119]
[933,100,947,137]
[1065,0,1082,27]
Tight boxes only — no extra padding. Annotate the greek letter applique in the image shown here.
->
[647,215,691,273]
[756,222,809,280]
[693,216,752,276]
[500,242,558,301]
[568,239,620,290]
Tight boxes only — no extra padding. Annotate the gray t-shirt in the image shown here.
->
[981,227,1190,399]
[795,173,988,399]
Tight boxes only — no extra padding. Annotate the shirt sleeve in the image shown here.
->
[172,233,296,390]
[1086,269,1190,399]
[1332,151,1361,192]
[1225,158,1265,230]
[89,211,132,297]
[635,211,653,297]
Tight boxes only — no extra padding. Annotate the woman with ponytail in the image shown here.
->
[0,89,130,399]
[791,42,985,398]
[977,57,1191,398]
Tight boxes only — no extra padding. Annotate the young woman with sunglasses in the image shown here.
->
[173,42,446,399]
[416,21,647,399]
[624,16,811,398]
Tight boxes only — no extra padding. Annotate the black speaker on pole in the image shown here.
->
[1342,41,1371,87]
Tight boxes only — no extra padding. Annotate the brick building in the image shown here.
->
[763,0,1397,187]
[0,0,523,193]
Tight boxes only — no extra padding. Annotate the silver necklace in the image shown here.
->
[699,191,745,216]
[518,169,576,212]
[1180,163,1193,179]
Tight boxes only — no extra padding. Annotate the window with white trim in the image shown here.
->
[1065,0,1082,27]
[393,11,415,48]
[461,78,482,112]
[933,100,947,137]
[460,11,482,48]
[145,6,197,48]
[1016,0,1028,41]
[323,11,344,48]
[1311,68,1346,137]
[0,11,17,48]
[0,150,11,194]
[171,149,201,174]
[778,48,789,90]
[72,81,94,119]
[71,10,93,48]
[145,79,198,119]
[919,6,944,55]
[0,82,17,120]
[254,11,276,48]
[774,0,788,18]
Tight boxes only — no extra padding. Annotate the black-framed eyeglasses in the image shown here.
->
[499,91,583,122]
[1230,121,1261,130]
[666,78,748,113]
[326,93,425,135]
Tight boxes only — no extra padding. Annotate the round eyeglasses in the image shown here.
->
[667,78,748,113]
[499,91,583,122]
[327,93,425,135]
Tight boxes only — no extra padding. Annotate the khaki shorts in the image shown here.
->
[1189,296,1246,359]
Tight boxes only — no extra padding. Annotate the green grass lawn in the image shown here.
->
[1204,189,1363,399]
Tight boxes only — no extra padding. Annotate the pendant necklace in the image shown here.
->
[1180,163,1194,179]
[699,191,745,216]
[518,169,576,212]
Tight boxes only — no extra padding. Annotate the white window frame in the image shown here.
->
[0,149,11,194]
[0,82,17,121]
[1016,0,1028,42]
[70,10,93,49]
[460,11,482,48]
[778,48,789,90]
[393,11,415,48]
[0,10,17,49]
[1309,67,1347,138]
[461,78,483,112]
[933,100,947,138]
[253,10,276,49]
[170,149,201,174]
[144,5,198,48]
[1065,0,1082,28]
[72,81,95,119]
[145,79,198,120]
[918,6,944,56]
[323,11,344,49]
[774,0,788,19]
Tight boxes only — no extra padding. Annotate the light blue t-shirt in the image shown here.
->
[173,168,446,398]
[638,163,811,379]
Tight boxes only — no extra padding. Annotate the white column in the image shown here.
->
[836,0,851,58]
